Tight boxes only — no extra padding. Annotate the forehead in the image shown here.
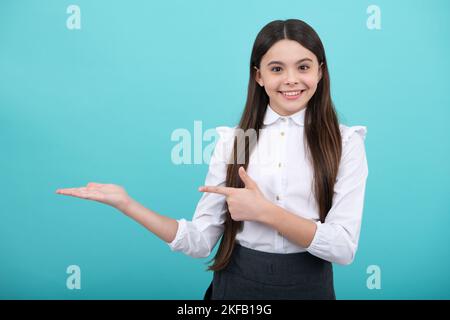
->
[261,39,317,64]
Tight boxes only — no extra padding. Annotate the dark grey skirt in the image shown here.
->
[204,243,335,300]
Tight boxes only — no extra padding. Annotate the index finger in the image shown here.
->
[198,186,235,196]
[55,187,87,198]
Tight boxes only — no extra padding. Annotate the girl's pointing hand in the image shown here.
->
[199,167,271,222]
[56,183,132,211]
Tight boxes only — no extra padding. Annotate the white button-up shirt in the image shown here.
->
[168,104,369,265]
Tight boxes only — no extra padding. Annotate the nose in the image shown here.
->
[285,79,299,86]
[284,69,299,86]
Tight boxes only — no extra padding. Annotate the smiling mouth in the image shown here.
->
[278,90,305,99]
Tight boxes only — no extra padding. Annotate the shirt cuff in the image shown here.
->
[167,218,187,251]
[306,220,328,253]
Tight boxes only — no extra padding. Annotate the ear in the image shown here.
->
[254,66,264,87]
[318,62,323,82]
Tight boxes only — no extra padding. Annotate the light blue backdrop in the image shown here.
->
[1,0,449,299]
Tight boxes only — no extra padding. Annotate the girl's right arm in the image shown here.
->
[121,197,178,243]
[55,183,178,243]
[55,126,234,256]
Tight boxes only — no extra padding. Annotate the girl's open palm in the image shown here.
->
[56,183,131,211]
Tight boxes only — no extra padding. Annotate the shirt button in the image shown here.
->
[278,162,282,168]
[280,131,285,136]
[276,195,280,201]
[281,118,286,122]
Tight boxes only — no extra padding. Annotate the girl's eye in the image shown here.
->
[271,66,282,72]
[271,65,310,72]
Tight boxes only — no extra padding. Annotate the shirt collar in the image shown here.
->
[263,104,306,126]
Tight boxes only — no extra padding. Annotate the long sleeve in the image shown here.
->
[167,126,234,258]
[306,126,369,265]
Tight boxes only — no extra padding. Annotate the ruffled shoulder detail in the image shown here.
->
[215,126,238,142]
[212,126,238,163]
[339,124,367,147]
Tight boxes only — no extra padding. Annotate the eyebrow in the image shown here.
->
[267,58,313,66]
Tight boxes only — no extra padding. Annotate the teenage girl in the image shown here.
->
[56,19,368,300]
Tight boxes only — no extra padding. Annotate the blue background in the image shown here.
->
[1,0,449,299]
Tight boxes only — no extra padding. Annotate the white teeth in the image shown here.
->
[282,91,302,96]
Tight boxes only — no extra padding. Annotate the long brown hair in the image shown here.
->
[207,19,342,272]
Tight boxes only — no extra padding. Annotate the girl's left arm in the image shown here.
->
[199,127,368,265]
[261,129,369,265]
[260,203,318,248]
